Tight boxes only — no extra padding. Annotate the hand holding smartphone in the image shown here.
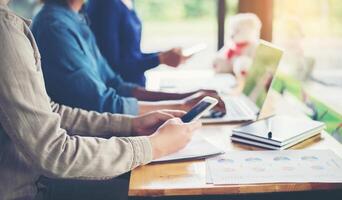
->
[181,96,218,123]
[182,44,207,57]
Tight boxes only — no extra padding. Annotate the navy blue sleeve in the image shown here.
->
[33,22,138,115]
[134,52,161,72]
[87,0,160,75]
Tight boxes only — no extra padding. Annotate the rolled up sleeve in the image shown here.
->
[51,101,134,137]
[115,81,139,97]
[32,21,139,115]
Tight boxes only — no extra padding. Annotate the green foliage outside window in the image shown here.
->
[135,0,238,21]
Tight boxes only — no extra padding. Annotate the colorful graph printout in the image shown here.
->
[206,150,342,185]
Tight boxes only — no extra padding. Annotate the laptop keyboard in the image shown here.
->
[225,98,251,117]
[209,97,254,119]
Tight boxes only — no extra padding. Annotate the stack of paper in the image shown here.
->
[152,136,224,163]
[206,150,342,185]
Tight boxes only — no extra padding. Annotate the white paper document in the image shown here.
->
[206,150,342,185]
[152,136,224,163]
[158,74,236,93]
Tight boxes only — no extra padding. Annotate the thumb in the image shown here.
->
[168,117,183,124]
[186,121,202,132]
[173,47,182,52]
[181,55,191,63]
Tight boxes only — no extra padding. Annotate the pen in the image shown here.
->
[267,118,272,139]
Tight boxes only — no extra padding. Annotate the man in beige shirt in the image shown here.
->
[0,1,201,199]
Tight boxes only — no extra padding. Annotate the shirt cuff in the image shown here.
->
[141,53,160,71]
[117,82,139,97]
[128,136,153,167]
[122,97,139,116]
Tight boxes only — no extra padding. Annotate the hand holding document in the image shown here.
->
[206,150,342,185]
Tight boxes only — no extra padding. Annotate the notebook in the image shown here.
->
[231,116,325,150]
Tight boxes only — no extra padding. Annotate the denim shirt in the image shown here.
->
[0,4,152,200]
[31,3,139,115]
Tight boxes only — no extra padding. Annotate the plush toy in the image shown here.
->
[213,13,262,77]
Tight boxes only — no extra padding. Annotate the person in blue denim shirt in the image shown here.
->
[86,0,187,86]
[31,0,226,116]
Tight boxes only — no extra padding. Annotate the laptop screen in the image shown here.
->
[242,40,283,109]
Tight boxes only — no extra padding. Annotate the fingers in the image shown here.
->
[164,117,201,133]
[183,54,192,60]
[198,92,226,114]
[173,48,188,65]
[177,47,192,63]
[186,121,202,132]
[198,89,217,95]
[216,98,227,113]
[213,103,226,114]
[161,49,183,67]
[185,92,226,114]
[160,109,186,118]
[168,117,183,124]
[171,47,182,52]
[151,110,186,122]
[154,111,176,122]
[199,93,226,113]
[149,117,199,159]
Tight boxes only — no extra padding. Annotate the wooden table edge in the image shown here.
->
[129,182,342,197]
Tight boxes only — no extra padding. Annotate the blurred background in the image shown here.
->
[9,0,342,70]
[9,0,342,142]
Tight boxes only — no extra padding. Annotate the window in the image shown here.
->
[273,0,342,70]
[273,0,342,141]
[135,0,238,70]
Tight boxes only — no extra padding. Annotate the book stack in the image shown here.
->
[231,116,325,150]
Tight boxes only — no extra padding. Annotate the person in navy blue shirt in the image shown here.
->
[31,0,226,116]
[86,0,187,86]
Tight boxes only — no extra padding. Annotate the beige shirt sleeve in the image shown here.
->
[51,101,133,138]
[0,10,152,180]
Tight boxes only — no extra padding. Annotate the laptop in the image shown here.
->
[202,40,284,123]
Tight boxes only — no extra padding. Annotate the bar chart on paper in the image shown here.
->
[206,150,342,185]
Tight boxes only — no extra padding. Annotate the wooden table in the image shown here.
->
[129,123,342,198]
[132,72,342,199]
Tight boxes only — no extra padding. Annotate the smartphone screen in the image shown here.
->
[181,101,212,123]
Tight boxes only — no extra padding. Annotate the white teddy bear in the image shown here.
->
[213,13,262,77]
